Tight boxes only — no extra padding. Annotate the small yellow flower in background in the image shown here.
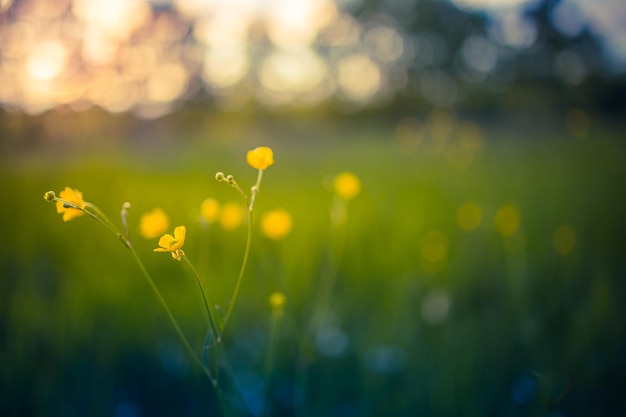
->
[333,171,361,200]
[495,205,521,237]
[139,208,170,239]
[220,202,244,230]
[154,225,186,261]
[56,186,86,222]
[247,146,274,170]
[457,201,482,231]
[261,209,293,240]
[553,225,576,255]
[419,230,448,263]
[269,292,286,310]
[200,198,221,224]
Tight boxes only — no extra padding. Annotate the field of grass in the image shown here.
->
[1,115,625,417]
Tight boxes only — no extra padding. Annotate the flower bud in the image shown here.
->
[44,191,56,202]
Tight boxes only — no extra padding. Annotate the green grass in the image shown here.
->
[1,118,625,417]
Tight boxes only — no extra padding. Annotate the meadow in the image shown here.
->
[1,114,625,417]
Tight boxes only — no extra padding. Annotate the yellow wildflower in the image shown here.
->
[419,230,448,263]
[269,292,286,310]
[139,208,170,239]
[220,203,244,230]
[495,205,520,237]
[456,201,482,231]
[246,146,274,170]
[56,186,86,222]
[154,226,186,261]
[333,171,361,200]
[261,209,293,240]
[200,198,220,224]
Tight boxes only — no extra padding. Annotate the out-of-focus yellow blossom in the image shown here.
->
[495,205,520,237]
[269,292,286,310]
[139,208,170,239]
[419,230,448,263]
[220,203,244,230]
[246,146,274,170]
[56,187,86,222]
[261,209,293,240]
[154,226,186,261]
[333,171,361,200]
[201,198,220,224]
[553,225,576,255]
[457,201,482,231]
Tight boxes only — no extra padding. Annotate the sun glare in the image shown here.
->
[25,40,68,81]
[0,0,468,115]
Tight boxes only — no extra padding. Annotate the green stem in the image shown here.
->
[263,308,283,417]
[183,255,219,335]
[128,246,216,384]
[249,169,264,211]
[183,255,220,366]
[220,208,253,341]
[296,199,348,417]
[57,198,127,245]
[52,196,223,411]
[307,201,347,339]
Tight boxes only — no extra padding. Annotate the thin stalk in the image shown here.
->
[57,198,128,246]
[249,169,264,211]
[55,197,215,383]
[306,199,347,341]
[128,246,216,384]
[262,308,284,417]
[295,198,348,417]
[183,255,220,371]
[219,208,253,341]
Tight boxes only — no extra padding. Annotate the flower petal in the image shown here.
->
[173,226,186,244]
[246,146,274,170]
[157,233,175,249]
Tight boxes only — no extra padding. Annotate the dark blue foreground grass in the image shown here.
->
[1,120,625,417]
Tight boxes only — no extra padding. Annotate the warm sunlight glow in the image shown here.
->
[25,41,68,81]
[146,63,189,103]
[0,0,412,115]
[259,48,328,97]
[72,0,151,41]
[265,0,337,47]
[337,54,381,102]
[203,45,249,89]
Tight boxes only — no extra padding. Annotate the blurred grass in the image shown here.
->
[1,117,625,416]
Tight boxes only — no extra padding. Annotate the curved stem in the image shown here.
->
[249,169,264,211]
[220,208,253,341]
[128,246,216,384]
[183,255,220,356]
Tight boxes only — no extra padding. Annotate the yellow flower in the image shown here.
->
[419,230,448,263]
[333,171,361,200]
[246,146,274,170]
[139,208,170,239]
[200,198,220,224]
[261,209,293,240]
[495,205,520,237]
[220,203,244,230]
[154,226,186,261]
[269,292,286,310]
[456,201,482,231]
[56,186,86,222]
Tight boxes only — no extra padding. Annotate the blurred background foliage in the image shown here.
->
[1,0,626,416]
